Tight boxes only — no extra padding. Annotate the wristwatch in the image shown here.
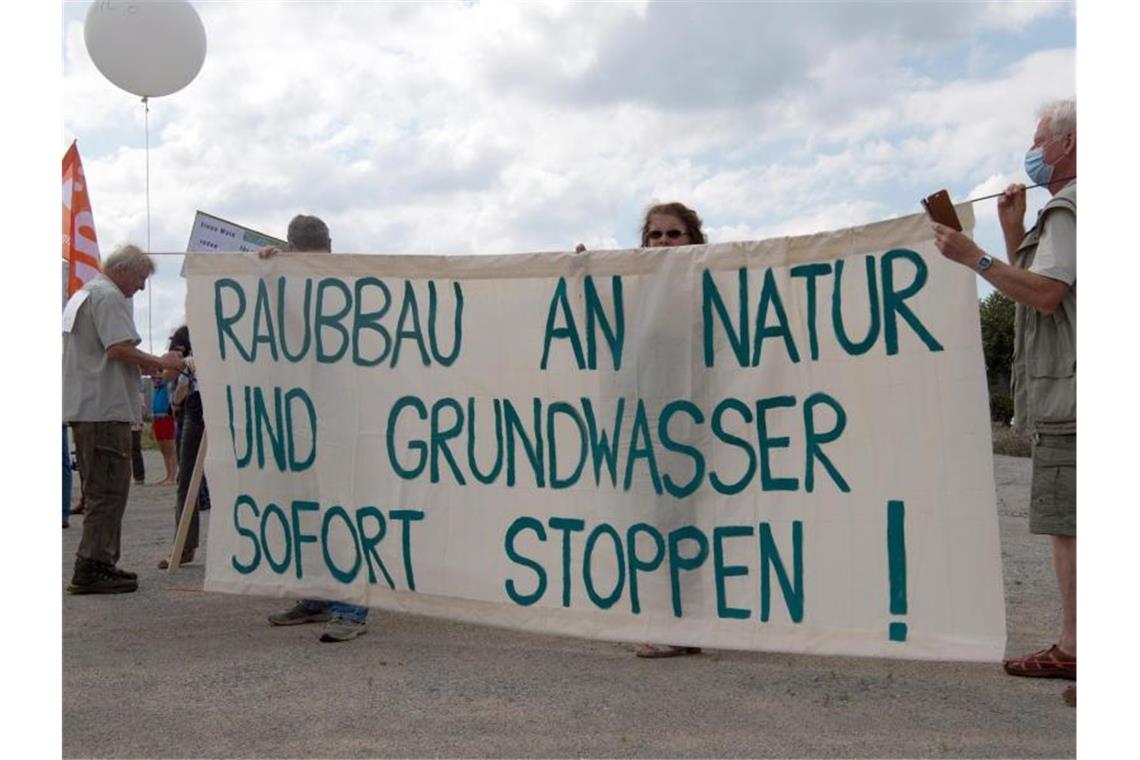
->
[976,254,993,273]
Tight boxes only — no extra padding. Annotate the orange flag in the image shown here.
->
[62,141,101,303]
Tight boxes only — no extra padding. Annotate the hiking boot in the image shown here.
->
[67,559,138,595]
[268,603,332,626]
[106,564,138,581]
[319,618,367,643]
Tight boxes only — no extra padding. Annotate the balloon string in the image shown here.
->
[143,96,153,353]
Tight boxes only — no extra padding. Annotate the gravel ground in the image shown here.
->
[62,451,1074,758]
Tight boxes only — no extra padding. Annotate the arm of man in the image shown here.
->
[932,222,1070,315]
[106,342,185,372]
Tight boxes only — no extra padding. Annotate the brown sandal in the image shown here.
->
[1003,644,1076,680]
[635,643,702,659]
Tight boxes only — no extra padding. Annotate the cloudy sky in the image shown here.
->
[61,0,1076,349]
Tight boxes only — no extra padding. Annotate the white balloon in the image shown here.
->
[84,0,207,98]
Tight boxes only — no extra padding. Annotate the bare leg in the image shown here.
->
[1052,534,1076,656]
[157,438,177,485]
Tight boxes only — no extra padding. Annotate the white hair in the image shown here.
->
[1037,98,1076,138]
[101,244,155,278]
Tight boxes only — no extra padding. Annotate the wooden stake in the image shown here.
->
[166,430,207,574]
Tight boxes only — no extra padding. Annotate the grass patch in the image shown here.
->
[991,422,1031,458]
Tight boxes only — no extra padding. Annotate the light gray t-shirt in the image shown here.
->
[62,274,143,423]
[1029,193,1076,286]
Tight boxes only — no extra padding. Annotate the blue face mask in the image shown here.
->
[1024,146,1054,185]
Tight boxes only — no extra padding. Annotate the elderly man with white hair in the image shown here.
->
[63,244,186,594]
[932,98,1077,706]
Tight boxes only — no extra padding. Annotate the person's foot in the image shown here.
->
[133,479,145,485]
[1062,685,1076,707]
[156,478,177,486]
[1003,644,1076,680]
[158,548,195,569]
[106,564,138,581]
[320,618,367,642]
[63,520,69,529]
[67,559,138,595]
[635,643,702,658]
[70,504,85,515]
[268,603,332,626]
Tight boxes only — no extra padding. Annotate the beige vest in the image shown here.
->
[1010,182,1076,435]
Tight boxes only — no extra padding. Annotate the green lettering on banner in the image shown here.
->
[321,505,362,583]
[504,516,548,606]
[789,263,832,361]
[548,516,586,607]
[755,395,799,491]
[467,397,504,484]
[583,522,625,609]
[277,277,312,362]
[355,506,395,588]
[540,277,585,370]
[351,276,392,367]
[251,279,279,362]
[289,500,320,579]
[831,256,881,356]
[315,278,352,363]
[713,525,755,619]
[430,398,466,485]
[752,268,800,366]
[427,281,464,366]
[393,280,431,366]
[667,526,709,617]
[231,494,261,574]
[881,249,943,355]
[387,396,428,479]
[659,400,705,499]
[626,522,665,614]
[547,401,587,490]
[584,275,624,370]
[701,268,750,368]
[759,521,804,623]
[214,278,252,362]
[388,509,424,591]
[803,392,849,493]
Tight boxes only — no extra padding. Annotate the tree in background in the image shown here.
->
[978,291,1015,423]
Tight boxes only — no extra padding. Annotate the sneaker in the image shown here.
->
[67,559,138,595]
[319,618,367,643]
[268,603,332,626]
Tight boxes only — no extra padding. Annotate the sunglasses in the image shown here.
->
[647,229,687,240]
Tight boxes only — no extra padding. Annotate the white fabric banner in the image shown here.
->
[188,206,1006,662]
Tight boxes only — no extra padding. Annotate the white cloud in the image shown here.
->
[62,0,1075,344]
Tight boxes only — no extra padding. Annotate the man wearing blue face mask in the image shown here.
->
[931,98,1076,706]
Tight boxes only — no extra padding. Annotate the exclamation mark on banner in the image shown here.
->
[887,500,908,642]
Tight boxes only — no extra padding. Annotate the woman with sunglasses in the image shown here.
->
[636,201,707,658]
[579,201,709,657]
[639,201,705,248]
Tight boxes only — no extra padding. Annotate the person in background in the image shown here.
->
[578,201,709,658]
[151,372,178,485]
[63,425,72,529]
[931,98,1076,707]
[158,325,207,569]
[63,244,185,594]
[259,215,372,643]
[131,377,147,485]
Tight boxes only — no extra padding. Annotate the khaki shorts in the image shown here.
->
[1029,433,1076,536]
